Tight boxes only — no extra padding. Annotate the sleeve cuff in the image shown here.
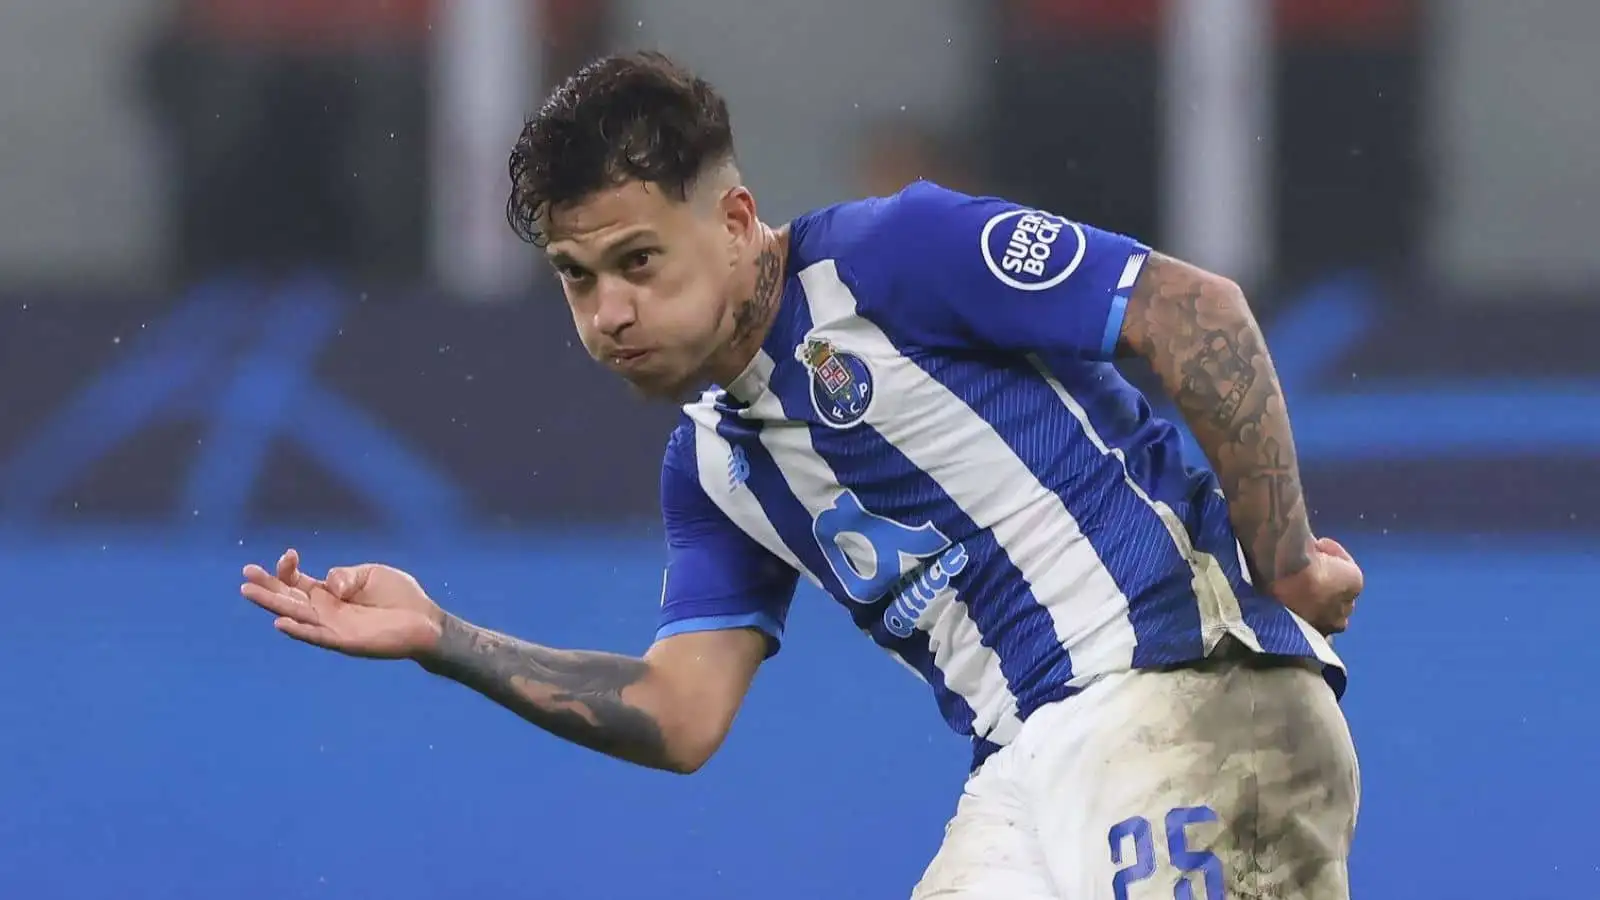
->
[655,611,786,658]
[1099,247,1150,359]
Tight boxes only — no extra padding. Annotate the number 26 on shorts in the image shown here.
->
[1108,806,1226,900]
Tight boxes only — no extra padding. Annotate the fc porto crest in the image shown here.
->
[796,337,874,428]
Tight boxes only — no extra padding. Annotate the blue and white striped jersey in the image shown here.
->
[655,181,1344,768]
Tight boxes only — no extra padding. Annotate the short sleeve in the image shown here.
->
[655,424,798,657]
[858,181,1151,360]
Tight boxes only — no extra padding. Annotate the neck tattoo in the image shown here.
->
[730,237,784,350]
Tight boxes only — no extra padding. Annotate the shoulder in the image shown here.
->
[664,391,737,480]
[788,180,973,269]
[780,182,978,322]
[661,408,705,480]
[658,408,719,527]
[792,181,1080,293]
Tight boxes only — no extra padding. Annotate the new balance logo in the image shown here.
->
[728,446,750,490]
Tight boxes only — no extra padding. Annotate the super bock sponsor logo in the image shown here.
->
[980,207,1087,291]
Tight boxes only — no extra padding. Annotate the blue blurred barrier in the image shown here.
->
[3,277,1599,534]
[0,529,1594,899]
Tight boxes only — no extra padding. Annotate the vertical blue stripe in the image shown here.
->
[1021,354,1208,667]
[709,406,979,736]
[866,342,1207,673]
[678,410,699,474]
[1187,489,1318,658]
[971,738,1002,772]
[1049,354,1334,674]
[1189,499,1344,695]
[772,299,1074,722]
[1099,292,1131,359]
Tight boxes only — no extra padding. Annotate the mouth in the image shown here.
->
[609,348,654,367]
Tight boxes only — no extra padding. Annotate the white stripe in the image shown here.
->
[1118,252,1148,290]
[726,349,778,403]
[1028,357,1342,670]
[1232,532,1340,668]
[1025,359,1258,652]
[686,392,938,688]
[923,590,1024,745]
[739,351,1025,742]
[799,260,1132,707]
[1291,613,1345,669]
[715,382,937,684]
[683,392,820,590]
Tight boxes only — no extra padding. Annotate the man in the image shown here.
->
[241,51,1363,898]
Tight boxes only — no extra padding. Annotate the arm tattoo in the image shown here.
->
[729,245,783,347]
[418,615,674,770]
[1121,252,1314,587]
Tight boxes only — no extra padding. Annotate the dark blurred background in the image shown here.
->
[1,1,1595,897]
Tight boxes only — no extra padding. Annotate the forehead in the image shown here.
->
[543,181,694,255]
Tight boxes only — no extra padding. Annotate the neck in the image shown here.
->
[705,222,789,386]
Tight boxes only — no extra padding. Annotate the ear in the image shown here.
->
[718,185,759,250]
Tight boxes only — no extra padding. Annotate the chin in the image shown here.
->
[622,369,699,403]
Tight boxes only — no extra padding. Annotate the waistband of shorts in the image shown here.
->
[1150,633,1325,674]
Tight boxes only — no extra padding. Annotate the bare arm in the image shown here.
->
[1117,252,1314,590]
[416,622,767,774]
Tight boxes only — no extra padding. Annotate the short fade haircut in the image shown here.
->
[505,51,736,247]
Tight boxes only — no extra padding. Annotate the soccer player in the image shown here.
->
[240,52,1363,898]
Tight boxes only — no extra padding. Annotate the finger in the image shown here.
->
[244,564,320,609]
[241,583,323,625]
[274,617,344,650]
[326,565,372,601]
[278,548,328,594]
[276,550,296,583]
[243,563,292,595]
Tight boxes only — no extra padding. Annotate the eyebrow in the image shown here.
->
[546,229,660,267]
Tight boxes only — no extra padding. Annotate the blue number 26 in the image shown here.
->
[1108,806,1226,900]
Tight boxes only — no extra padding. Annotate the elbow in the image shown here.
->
[1121,253,1257,362]
[1214,276,1252,318]
[1200,277,1258,343]
[1183,269,1250,320]
[662,754,709,776]
[660,724,728,775]
[655,746,712,776]
[638,629,761,775]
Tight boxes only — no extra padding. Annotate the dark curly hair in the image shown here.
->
[505,51,736,247]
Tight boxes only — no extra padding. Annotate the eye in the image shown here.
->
[556,264,591,283]
[621,249,657,273]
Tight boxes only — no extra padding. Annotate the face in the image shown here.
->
[544,179,752,399]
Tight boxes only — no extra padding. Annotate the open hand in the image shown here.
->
[240,549,445,660]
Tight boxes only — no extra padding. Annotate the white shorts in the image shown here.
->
[911,643,1360,899]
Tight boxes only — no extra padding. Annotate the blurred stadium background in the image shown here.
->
[1,1,1595,897]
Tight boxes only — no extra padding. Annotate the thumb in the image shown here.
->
[325,564,373,600]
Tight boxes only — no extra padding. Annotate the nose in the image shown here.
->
[592,278,638,337]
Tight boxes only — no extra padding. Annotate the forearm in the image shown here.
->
[416,614,684,772]
[1123,253,1315,587]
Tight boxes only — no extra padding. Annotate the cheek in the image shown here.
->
[675,281,727,335]
[567,303,602,355]
[652,267,715,324]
